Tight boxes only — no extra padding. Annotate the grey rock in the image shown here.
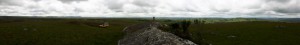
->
[119,22,197,45]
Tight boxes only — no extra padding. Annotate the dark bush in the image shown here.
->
[167,20,192,40]
[180,20,192,40]
[170,23,181,35]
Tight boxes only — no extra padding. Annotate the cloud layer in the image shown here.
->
[0,0,299,18]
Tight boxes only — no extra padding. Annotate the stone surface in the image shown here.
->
[119,22,197,45]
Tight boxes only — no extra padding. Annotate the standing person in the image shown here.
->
[152,17,155,22]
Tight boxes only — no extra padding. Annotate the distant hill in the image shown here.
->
[258,18,300,23]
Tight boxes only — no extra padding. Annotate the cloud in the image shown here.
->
[0,0,299,18]
[0,0,25,6]
[262,0,300,15]
[265,0,291,3]
[58,0,88,3]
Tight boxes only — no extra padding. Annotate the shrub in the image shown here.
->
[167,20,192,40]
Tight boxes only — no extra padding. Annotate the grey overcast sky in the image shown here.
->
[0,0,299,18]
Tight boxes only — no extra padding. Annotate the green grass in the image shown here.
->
[190,21,300,45]
[0,17,299,45]
[0,18,144,45]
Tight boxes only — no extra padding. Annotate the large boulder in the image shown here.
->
[119,22,197,45]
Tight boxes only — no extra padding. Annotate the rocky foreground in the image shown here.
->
[118,22,197,45]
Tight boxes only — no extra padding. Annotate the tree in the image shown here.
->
[194,19,199,24]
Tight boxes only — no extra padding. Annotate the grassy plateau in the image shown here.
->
[0,16,299,45]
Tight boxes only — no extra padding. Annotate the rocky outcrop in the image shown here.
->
[119,22,197,45]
